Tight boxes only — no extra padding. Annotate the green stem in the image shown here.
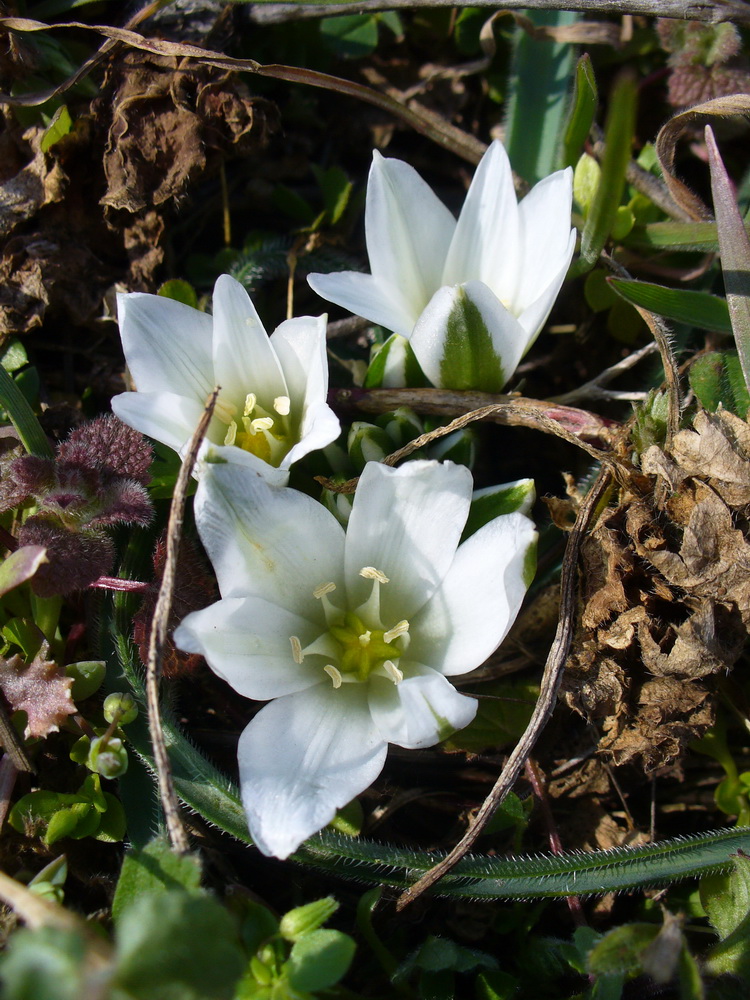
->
[106,592,749,901]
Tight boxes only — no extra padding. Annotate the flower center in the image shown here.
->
[290,567,410,689]
[219,392,292,466]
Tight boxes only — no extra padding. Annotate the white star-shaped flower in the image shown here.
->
[112,275,340,484]
[308,141,575,392]
[175,458,537,859]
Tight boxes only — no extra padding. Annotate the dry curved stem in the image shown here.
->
[248,0,750,24]
[146,389,218,856]
[396,464,614,910]
[321,392,617,493]
[0,16,484,165]
[655,93,750,223]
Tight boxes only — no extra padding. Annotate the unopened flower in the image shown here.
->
[175,459,537,859]
[112,275,340,484]
[308,141,575,392]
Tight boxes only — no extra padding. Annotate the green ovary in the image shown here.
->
[328,612,403,683]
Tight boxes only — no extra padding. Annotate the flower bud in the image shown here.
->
[102,692,138,725]
[347,423,390,469]
[279,897,338,942]
[87,735,128,778]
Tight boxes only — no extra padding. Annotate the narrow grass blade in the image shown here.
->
[577,71,637,272]
[705,124,750,397]
[609,277,732,335]
[0,365,52,458]
[504,9,578,184]
[563,53,597,168]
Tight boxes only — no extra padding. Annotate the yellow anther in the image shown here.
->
[313,581,337,599]
[289,636,303,664]
[384,620,410,644]
[359,566,390,584]
[324,664,343,689]
[243,392,257,416]
[223,421,237,446]
[251,417,274,434]
[383,660,403,684]
[273,395,291,416]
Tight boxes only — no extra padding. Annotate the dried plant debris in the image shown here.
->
[564,407,750,772]
[0,643,76,738]
[97,52,279,215]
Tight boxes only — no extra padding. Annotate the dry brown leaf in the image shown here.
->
[0,126,66,236]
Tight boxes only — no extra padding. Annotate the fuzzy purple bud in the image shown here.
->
[19,515,114,597]
[57,414,153,484]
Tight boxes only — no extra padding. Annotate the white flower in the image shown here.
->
[308,141,575,392]
[112,275,340,485]
[174,459,537,859]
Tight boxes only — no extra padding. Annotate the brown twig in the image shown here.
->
[0,699,34,774]
[146,389,218,855]
[246,0,750,25]
[396,464,613,909]
[321,394,617,494]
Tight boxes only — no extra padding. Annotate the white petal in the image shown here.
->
[515,229,576,350]
[369,666,477,749]
[117,292,214,399]
[269,314,328,413]
[442,141,520,304]
[238,685,387,858]
[409,511,537,675]
[344,460,472,621]
[514,168,575,311]
[195,462,345,620]
[111,390,210,454]
[409,282,528,392]
[270,314,342,467]
[365,152,456,317]
[174,597,323,700]
[282,402,342,470]
[210,275,288,408]
[199,443,290,485]
[307,271,415,338]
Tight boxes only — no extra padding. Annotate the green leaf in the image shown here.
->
[64,659,106,702]
[578,71,637,272]
[504,10,578,183]
[706,125,750,398]
[443,679,538,754]
[112,835,203,924]
[240,900,278,955]
[626,220,736,252]
[702,854,750,977]
[114,891,245,1000]
[45,802,98,846]
[312,165,352,225]
[461,479,535,541]
[0,927,88,1000]
[157,280,198,309]
[280,897,339,942]
[319,14,379,59]
[563,54,598,168]
[0,365,52,458]
[586,923,661,975]
[40,105,72,153]
[1,339,29,373]
[689,352,750,419]
[609,277,732,334]
[0,546,47,598]
[439,287,506,392]
[286,928,355,992]
[94,794,127,843]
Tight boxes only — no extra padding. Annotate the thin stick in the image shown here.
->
[146,389,218,855]
[0,755,19,829]
[396,464,613,909]
[0,700,34,774]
